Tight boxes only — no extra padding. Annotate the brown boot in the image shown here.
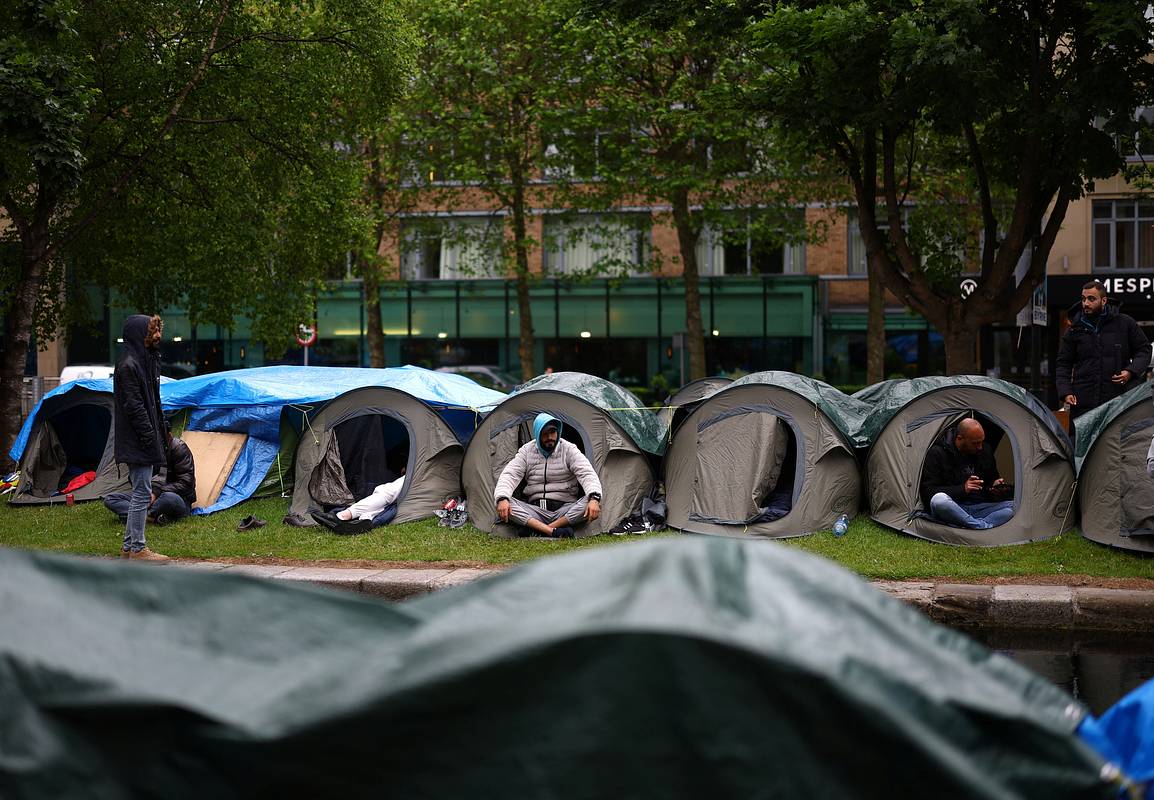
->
[126,548,170,563]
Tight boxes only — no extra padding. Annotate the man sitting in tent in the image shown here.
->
[494,413,602,538]
[104,429,196,525]
[920,418,1013,530]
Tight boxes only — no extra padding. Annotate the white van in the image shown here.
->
[59,365,115,384]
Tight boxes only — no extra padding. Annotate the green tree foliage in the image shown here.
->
[0,0,411,465]
[563,13,815,381]
[393,0,599,381]
[751,0,1154,373]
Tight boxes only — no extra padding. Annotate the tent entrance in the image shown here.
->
[309,414,410,509]
[1119,419,1154,536]
[913,411,1018,527]
[34,404,112,494]
[689,408,798,525]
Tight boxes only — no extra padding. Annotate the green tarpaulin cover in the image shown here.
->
[513,371,667,455]
[729,371,870,445]
[1073,379,1153,472]
[0,539,1112,798]
[853,375,1071,452]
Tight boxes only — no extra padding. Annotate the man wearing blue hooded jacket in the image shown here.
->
[493,413,603,538]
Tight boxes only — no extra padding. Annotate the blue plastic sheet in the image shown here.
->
[13,367,505,514]
[1078,677,1154,797]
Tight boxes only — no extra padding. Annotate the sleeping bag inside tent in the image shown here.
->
[1073,380,1154,554]
[664,372,866,537]
[858,376,1074,546]
[8,379,128,505]
[285,384,483,526]
[161,365,503,515]
[463,372,667,537]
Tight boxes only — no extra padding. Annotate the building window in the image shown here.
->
[1092,199,1154,270]
[696,210,805,276]
[542,213,650,275]
[847,207,910,275]
[401,216,503,280]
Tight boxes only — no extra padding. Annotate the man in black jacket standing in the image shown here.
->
[104,430,196,525]
[920,418,1013,530]
[1056,280,1150,420]
[113,314,170,561]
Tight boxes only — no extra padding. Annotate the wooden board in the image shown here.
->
[180,431,248,510]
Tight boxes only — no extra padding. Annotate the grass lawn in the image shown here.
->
[2,494,1152,582]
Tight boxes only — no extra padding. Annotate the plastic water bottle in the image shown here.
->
[833,514,849,538]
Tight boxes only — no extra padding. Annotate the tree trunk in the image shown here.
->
[0,231,50,471]
[942,319,980,375]
[671,189,706,382]
[866,255,886,384]
[510,186,536,381]
[363,262,385,368]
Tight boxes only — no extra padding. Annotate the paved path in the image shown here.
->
[170,560,1154,632]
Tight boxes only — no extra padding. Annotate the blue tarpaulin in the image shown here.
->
[1079,677,1154,798]
[12,366,504,515]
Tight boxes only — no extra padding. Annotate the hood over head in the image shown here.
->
[121,315,155,364]
[532,412,563,458]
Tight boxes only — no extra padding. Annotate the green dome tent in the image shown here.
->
[1073,379,1154,553]
[657,375,733,433]
[664,372,867,537]
[858,376,1075,546]
[462,372,666,536]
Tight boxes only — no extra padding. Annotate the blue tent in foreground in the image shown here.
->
[10,366,504,514]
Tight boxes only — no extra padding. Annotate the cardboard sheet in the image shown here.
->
[180,431,248,510]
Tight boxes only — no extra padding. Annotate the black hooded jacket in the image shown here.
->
[114,315,166,466]
[151,437,196,507]
[1055,299,1149,413]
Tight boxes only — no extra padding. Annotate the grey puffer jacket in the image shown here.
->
[494,438,602,505]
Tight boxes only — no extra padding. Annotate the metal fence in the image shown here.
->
[20,377,60,422]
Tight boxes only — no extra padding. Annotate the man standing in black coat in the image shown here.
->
[113,314,170,561]
[104,430,196,526]
[1056,280,1150,420]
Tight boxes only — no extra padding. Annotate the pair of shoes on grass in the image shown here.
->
[120,547,170,562]
[237,515,267,531]
[310,510,374,536]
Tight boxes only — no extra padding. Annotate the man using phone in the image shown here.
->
[920,418,1013,530]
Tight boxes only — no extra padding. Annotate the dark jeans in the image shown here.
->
[105,490,192,524]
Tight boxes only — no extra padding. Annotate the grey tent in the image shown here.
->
[463,372,666,536]
[286,385,473,526]
[658,376,733,433]
[664,371,867,537]
[8,380,128,505]
[1074,379,1154,553]
[859,376,1075,546]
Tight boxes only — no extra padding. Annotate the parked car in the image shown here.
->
[59,365,115,384]
[435,365,518,392]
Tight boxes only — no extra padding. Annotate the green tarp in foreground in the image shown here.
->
[0,539,1116,798]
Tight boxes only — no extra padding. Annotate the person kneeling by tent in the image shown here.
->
[104,429,196,526]
[493,413,602,538]
[311,472,405,535]
[920,418,1013,530]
